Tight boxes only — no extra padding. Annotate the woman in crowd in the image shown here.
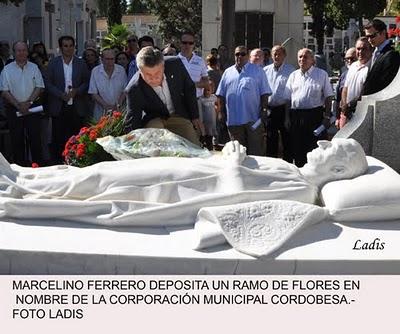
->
[82,47,100,72]
[115,51,130,75]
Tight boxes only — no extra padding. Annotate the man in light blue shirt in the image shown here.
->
[216,45,271,156]
[264,45,295,161]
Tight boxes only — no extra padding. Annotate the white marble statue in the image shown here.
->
[0,138,367,228]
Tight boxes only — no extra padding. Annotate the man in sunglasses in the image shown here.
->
[334,47,356,126]
[216,45,271,156]
[178,32,209,98]
[362,19,400,95]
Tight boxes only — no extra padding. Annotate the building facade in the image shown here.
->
[0,0,97,56]
[202,0,304,66]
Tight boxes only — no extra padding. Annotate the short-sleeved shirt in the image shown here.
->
[216,62,272,126]
[344,60,370,104]
[88,64,127,119]
[285,66,334,109]
[0,61,44,102]
[178,52,208,98]
[264,62,295,107]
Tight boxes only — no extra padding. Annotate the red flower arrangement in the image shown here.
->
[388,16,400,53]
[63,111,125,167]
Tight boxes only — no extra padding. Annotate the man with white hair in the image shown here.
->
[88,49,127,121]
[285,48,334,167]
[124,46,203,146]
[249,48,264,67]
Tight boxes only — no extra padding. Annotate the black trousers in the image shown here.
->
[289,107,324,167]
[51,104,87,164]
[5,106,43,166]
[266,104,292,162]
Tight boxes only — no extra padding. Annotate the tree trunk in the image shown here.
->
[220,0,235,63]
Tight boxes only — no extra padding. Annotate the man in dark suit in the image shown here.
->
[363,19,400,96]
[45,35,90,163]
[124,46,203,146]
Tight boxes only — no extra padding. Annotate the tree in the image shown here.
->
[106,0,127,30]
[305,0,387,54]
[304,0,328,54]
[326,0,386,33]
[143,0,201,41]
[96,1,127,20]
[0,0,24,5]
[127,0,150,14]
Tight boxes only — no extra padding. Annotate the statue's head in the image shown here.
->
[301,138,368,187]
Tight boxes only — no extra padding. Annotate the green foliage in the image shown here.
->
[143,0,201,41]
[97,0,127,18]
[107,0,124,28]
[101,24,130,50]
[127,0,150,14]
[305,0,387,53]
[0,0,24,5]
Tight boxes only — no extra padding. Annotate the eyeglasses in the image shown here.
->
[344,57,356,62]
[181,41,194,45]
[235,51,247,57]
[365,32,379,39]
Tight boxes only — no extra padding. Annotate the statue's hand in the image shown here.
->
[222,140,247,165]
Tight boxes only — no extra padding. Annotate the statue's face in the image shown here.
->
[306,140,350,173]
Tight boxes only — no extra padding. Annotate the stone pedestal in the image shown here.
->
[335,67,400,172]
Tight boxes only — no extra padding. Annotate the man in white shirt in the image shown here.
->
[337,37,373,129]
[0,41,44,166]
[264,45,295,161]
[285,48,334,167]
[89,49,127,121]
[177,32,209,98]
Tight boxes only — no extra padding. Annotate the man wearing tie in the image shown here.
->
[363,19,400,96]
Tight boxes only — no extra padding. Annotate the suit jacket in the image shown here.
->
[124,57,199,131]
[363,41,400,96]
[45,55,90,117]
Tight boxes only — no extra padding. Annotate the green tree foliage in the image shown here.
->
[106,0,127,30]
[304,0,327,54]
[101,24,130,50]
[327,0,386,32]
[305,0,387,54]
[127,0,150,14]
[143,0,201,41]
[96,1,127,20]
[0,0,24,5]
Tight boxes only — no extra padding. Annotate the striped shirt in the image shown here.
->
[264,62,295,107]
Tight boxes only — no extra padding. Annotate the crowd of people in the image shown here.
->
[0,18,399,168]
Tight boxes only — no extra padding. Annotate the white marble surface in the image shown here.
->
[1,216,400,274]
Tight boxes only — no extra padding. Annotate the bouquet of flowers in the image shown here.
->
[97,128,212,160]
[63,111,124,167]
